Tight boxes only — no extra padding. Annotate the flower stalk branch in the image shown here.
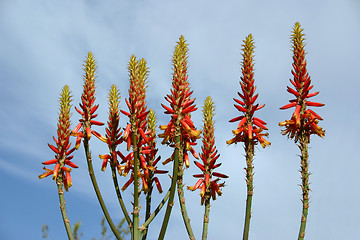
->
[188,96,228,240]
[57,179,74,240]
[94,84,132,226]
[227,34,270,240]
[158,35,200,240]
[72,52,122,240]
[39,85,76,240]
[279,22,325,240]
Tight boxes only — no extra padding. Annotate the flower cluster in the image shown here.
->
[92,84,123,172]
[119,56,167,193]
[188,97,228,204]
[72,52,104,148]
[39,85,78,191]
[159,35,201,167]
[279,22,325,142]
[227,34,270,148]
[143,109,167,193]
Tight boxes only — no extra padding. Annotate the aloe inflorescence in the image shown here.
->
[227,34,270,240]
[279,22,325,240]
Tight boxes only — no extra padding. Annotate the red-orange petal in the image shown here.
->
[154,177,163,193]
[65,160,78,168]
[229,116,244,123]
[161,103,175,114]
[48,144,59,154]
[42,159,57,165]
[248,125,253,140]
[86,127,91,139]
[52,163,60,179]
[121,109,131,117]
[234,104,247,113]
[90,120,104,126]
[280,102,297,110]
[306,101,324,107]
[75,106,84,115]
[205,173,210,186]
[73,122,83,133]
[212,172,229,178]
[237,117,247,129]
[194,161,205,171]
[194,178,204,190]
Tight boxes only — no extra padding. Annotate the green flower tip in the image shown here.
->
[147,109,157,132]
[173,35,189,69]
[291,22,305,47]
[293,22,302,33]
[138,58,149,81]
[242,34,255,60]
[108,84,120,112]
[128,55,149,85]
[84,52,97,80]
[202,96,215,125]
[59,85,72,115]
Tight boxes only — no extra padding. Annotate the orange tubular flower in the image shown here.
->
[158,35,201,166]
[279,22,325,142]
[188,97,228,205]
[227,34,270,148]
[39,85,78,191]
[71,52,104,147]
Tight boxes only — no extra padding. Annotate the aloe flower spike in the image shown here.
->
[279,22,325,240]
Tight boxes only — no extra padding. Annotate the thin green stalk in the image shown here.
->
[139,188,171,231]
[110,164,132,226]
[298,136,310,240]
[177,173,195,240]
[57,178,74,240]
[132,132,141,240]
[142,177,154,240]
[83,138,123,240]
[243,141,254,240]
[158,134,181,240]
[201,199,211,240]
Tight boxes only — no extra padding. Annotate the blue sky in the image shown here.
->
[1,0,360,239]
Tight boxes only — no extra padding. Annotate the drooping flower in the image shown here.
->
[188,97,228,205]
[39,85,78,191]
[71,52,104,147]
[159,35,201,167]
[227,34,270,148]
[279,22,325,142]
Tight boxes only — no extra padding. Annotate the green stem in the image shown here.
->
[139,188,171,231]
[243,141,254,240]
[243,192,253,240]
[201,199,211,240]
[142,178,154,240]
[110,164,132,226]
[298,138,310,240]
[57,179,74,240]
[177,175,195,240]
[83,138,123,240]
[132,132,141,240]
[158,134,181,240]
